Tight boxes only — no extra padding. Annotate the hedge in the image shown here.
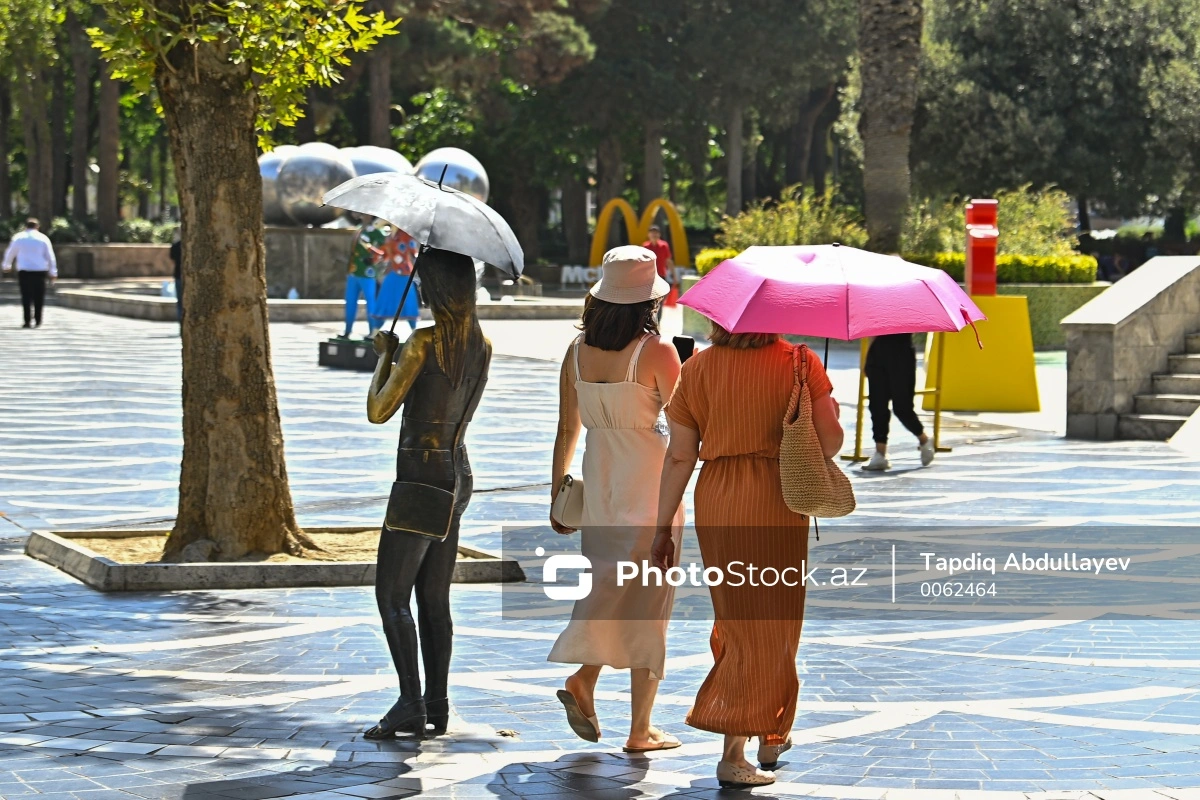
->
[695,247,1098,284]
[695,248,739,275]
[903,252,1098,284]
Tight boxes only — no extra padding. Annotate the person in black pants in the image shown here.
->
[862,333,934,471]
[2,218,57,327]
[169,230,183,326]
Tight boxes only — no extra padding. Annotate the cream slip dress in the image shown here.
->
[547,333,685,680]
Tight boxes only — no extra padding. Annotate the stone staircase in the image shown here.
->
[1121,331,1200,439]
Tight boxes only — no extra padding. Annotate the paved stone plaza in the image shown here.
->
[3,309,1200,799]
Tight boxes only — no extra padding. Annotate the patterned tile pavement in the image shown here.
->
[2,309,1200,799]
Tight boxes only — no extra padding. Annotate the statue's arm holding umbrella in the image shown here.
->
[366,328,429,424]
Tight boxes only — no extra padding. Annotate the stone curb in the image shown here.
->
[25,528,525,591]
[55,288,582,323]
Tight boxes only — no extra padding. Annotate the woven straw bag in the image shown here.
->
[779,345,855,518]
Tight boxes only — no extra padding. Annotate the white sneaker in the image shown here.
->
[920,439,935,466]
[862,451,890,471]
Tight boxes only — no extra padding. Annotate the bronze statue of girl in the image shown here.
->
[364,247,492,739]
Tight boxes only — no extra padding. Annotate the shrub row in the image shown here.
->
[695,248,739,275]
[903,252,1098,284]
[694,247,1099,284]
[4,216,177,244]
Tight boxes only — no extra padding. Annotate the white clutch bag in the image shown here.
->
[551,474,584,529]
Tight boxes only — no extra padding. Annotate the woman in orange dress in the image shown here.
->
[651,325,843,788]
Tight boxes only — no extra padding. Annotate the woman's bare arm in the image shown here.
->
[366,329,430,424]
[647,337,682,402]
[550,345,583,533]
[651,420,699,569]
[813,393,844,458]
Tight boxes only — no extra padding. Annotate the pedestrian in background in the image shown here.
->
[372,228,421,332]
[862,333,934,471]
[341,216,387,340]
[2,218,57,329]
[641,225,674,321]
[169,229,183,326]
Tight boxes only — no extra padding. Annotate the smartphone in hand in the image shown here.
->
[673,336,695,363]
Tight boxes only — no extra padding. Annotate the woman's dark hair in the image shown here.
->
[415,248,482,388]
[579,294,660,351]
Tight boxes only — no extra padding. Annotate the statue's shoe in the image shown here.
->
[363,696,426,740]
[426,697,449,736]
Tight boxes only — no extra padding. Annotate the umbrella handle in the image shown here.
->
[388,259,420,334]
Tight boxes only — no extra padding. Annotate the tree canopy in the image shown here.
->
[913,0,1200,222]
[6,0,1200,246]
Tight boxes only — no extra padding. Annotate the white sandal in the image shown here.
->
[556,689,600,742]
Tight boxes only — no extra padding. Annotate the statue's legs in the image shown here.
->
[417,451,471,735]
[416,516,460,734]
[367,529,432,739]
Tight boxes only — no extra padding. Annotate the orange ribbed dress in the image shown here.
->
[667,339,833,741]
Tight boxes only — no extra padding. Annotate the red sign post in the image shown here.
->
[965,199,998,296]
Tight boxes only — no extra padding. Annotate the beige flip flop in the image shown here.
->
[622,733,681,753]
[556,689,601,742]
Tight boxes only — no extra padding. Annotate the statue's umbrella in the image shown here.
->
[323,171,524,331]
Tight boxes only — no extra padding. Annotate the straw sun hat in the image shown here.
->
[589,245,670,304]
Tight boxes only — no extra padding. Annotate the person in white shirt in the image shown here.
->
[2,218,57,328]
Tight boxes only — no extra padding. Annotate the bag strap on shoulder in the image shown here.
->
[792,343,811,386]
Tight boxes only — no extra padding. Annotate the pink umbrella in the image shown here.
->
[680,244,986,341]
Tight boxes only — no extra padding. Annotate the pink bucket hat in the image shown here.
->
[589,245,670,304]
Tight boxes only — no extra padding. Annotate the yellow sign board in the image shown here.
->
[589,198,691,267]
[922,294,1040,412]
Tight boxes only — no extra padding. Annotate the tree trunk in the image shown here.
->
[597,134,625,245]
[0,76,11,220]
[561,174,589,264]
[725,102,743,217]
[810,96,840,195]
[596,135,624,207]
[1077,195,1090,232]
[685,130,710,225]
[742,114,758,206]
[367,46,392,147]
[97,62,121,239]
[153,40,310,561]
[158,133,170,219]
[51,62,68,217]
[18,69,54,224]
[138,145,153,219]
[68,11,93,221]
[641,121,663,204]
[506,171,542,263]
[858,0,924,253]
[785,84,836,187]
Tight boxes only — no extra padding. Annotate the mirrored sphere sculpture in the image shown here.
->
[343,146,414,178]
[276,142,356,226]
[259,145,300,225]
[414,147,489,203]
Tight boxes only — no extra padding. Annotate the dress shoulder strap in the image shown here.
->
[572,334,583,382]
[625,333,652,383]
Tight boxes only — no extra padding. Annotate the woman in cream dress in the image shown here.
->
[548,245,685,753]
